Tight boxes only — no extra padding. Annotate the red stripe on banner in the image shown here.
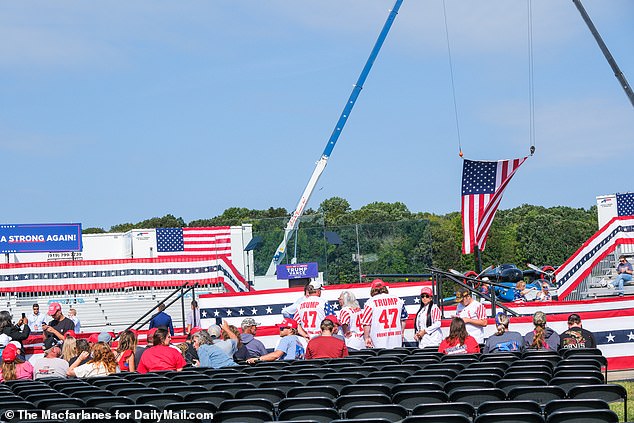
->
[556,216,624,272]
[183,248,230,252]
[184,226,231,232]
[2,278,220,293]
[199,280,431,299]
[608,356,634,371]
[218,256,250,291]
[185,239,231,245]
[499,160,509,182]
[462,195,479,254]
[558,232,634,299]
[184,233,231,238]
[440,297,634,319]
[0,256,220,269]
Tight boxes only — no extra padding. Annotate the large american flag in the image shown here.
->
[461,157,526,254]
[156,227,232,258]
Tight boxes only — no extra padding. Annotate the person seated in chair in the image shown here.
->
[305,318,348,359]
[614,255,632,297]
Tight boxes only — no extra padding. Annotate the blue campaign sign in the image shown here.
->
[277,262,319,280]
[0,223,83,253]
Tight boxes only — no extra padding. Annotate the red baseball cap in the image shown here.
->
[279,318,298,330]
[371,279,386,289]
[324,315,339,325]
[420,287,433,296]
[2,344,17,363]
[190,327,203,335]
[87,333,99,343]
[65,330,77,338]
[47,302,62,316]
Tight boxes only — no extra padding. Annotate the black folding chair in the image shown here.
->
[545,409,618,423]
[568,384,627,419]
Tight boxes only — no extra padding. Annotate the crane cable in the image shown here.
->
[443,0,537,158]
[527,0,536,156]
[441,0,463,158]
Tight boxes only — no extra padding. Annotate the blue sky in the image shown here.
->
[1,1,633,230]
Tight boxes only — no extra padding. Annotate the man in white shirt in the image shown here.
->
[294,282,335,339]
[281,284,311,318]
[186,300,201,334]
[27,303,47,333]
[33,337,69,379]
[361,279,408,349]
[455,287,488,344]
[68,308,81,332]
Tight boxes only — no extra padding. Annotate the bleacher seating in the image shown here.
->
[9,288,205,332]
[0,348,626,423]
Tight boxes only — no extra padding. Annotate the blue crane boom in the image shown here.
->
[266,0,405,275]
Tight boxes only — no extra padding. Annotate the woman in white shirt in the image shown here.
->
[337,291,365,350]
[414,287,443,348]
[67,342,117,378]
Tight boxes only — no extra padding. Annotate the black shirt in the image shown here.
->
[560,326,597,349]
[46,317,76,341]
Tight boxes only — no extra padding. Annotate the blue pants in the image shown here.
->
[614,273,632,293]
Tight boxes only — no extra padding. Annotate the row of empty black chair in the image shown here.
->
[0,347,622,422]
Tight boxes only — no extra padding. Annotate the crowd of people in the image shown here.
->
[0,280,598,382]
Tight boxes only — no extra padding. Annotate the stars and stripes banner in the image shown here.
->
[596,193,634,227]
[556,215,634,300]
[199,281,634,370]
[616,192,634,216]
[0,255,250,293]
[199,281,428,334]
[156,227,232,258]
[461,157,527,254]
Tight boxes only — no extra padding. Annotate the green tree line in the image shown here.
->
[83,198,598,283]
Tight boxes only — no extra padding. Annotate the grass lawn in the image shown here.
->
[610,380,633,422]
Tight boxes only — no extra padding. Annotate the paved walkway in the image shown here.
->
[608,370,634,382]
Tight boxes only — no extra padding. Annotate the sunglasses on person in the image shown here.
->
[421,294,431,298]
[279,327,288,331]
[542,286,549,290]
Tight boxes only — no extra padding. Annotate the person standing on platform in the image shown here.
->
[68,308,81,332]
[186,300,201,334]
[361,279,408,349]
[149,303,174,336]
[27,303,46,333]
